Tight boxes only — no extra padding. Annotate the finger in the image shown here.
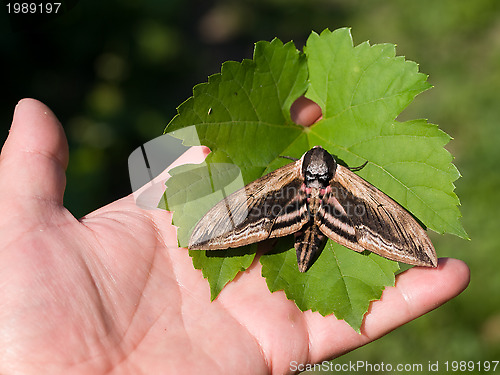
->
[0,99,69,208]
[363,258,470,336]
[306,258,470,361]
[290,96,322,126]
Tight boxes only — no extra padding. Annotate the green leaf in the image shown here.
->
[161,28,466,331]
[166,38,308,175]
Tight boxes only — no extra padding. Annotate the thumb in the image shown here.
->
[0,99,69,211]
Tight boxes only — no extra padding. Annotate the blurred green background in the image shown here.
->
[1,0,499,373]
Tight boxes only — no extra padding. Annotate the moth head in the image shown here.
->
[302,146,337,188]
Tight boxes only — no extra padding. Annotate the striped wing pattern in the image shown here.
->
[188,160,309,250]
[317,165,437,267]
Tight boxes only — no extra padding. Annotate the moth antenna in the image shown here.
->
[279,155,299,162]
[348,160,368,172]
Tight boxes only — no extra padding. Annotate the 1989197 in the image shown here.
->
[6,2,61,14]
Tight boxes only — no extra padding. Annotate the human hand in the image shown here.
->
[0,98,469,374]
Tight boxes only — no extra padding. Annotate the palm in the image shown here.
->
[0,99,469,375]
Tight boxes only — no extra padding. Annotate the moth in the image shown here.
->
[188,146,437,272]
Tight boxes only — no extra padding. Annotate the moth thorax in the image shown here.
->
[302,146,337,189]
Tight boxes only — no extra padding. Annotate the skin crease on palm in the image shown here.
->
[0,98,469,375]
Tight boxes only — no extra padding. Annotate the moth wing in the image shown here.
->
[188,159,309,250]
[318,165,437,267]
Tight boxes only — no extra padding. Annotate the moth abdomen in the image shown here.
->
[294,222,327,272]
